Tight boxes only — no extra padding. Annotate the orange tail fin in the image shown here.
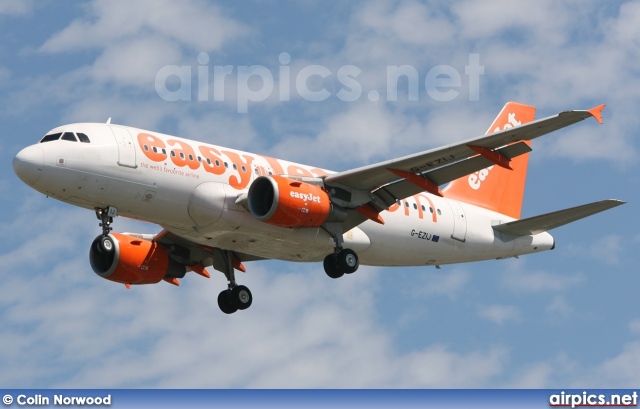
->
[443,102,536,219]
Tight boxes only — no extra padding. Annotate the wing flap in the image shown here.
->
[375,142,532,205]
[492,200,625,236]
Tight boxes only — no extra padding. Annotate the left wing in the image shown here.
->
[324,105,604,211]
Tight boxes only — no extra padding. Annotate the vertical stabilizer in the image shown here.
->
[443,102,536,219]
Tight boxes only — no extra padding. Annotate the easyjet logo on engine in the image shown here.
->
[468,111,521,190]
[290,191,322,203]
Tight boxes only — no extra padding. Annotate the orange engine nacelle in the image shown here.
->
[248,175,342,228]
[89,233,185,285]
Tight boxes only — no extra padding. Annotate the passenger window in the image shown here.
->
[61,132,78,142]
[40,133,62,143]
[76,132,91,143]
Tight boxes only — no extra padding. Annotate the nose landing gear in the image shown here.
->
[95,206,118,253]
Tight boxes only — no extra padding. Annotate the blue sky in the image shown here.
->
[1,0,639,388]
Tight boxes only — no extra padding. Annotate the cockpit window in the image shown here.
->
[61,132,78,142]
[39,131,91,144]
[40,133,62,143]
[76,132,90,143]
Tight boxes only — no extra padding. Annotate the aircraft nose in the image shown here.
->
[13,145,44,186]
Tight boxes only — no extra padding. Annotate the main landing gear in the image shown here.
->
[216,249,253,314]
[95,206,117,253]
[323,248,359,279]
[322,223,360,279]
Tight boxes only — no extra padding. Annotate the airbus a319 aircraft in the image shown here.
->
[13,102,625,314]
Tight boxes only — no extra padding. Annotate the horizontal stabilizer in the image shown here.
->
[493,199,625,236]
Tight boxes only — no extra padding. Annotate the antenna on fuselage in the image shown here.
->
[106,117,112,124]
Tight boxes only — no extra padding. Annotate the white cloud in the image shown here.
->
[176,112,261,153]
[267,102,407,167]
[89,36,183,86]
[40,0,249,54]
[505,362,554,388]
[0,66,11,85]
[548,122,637,166]
[588,234,624,265]
[0,254,507,387]
[629,319,640,335]
[573,341,640,387]
[452,0,570,46]
[501,260,584,293]
[565,234,625,266]
[355,1,455,48]
[478,304,521,325]
[0,0,32,16]
[412,269,471,299]
[546,296,573,321]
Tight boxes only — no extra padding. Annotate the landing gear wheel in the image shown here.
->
[337,248,359,274]
[98,235,114,253]
[231,285,253,310]
[218,290,238,314]
[323,254,344,279]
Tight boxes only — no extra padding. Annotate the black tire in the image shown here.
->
[323,254,344,279]
[218,290,238,314]
[337,248,359,275]
[231,285,253,310]
[99,235,115,253]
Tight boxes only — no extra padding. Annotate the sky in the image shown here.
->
[0,0,639,388]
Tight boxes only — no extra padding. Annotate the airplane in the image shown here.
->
[12,102,625,314]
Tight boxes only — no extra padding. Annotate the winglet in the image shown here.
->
[588,104,605,124]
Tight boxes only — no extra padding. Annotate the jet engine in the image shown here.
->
[247,175,346,228]
[89,233,186,285]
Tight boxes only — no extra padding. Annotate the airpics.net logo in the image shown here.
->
[155,53,485,113]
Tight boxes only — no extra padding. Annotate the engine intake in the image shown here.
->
[247,175,345,228]
[89,233,185,285]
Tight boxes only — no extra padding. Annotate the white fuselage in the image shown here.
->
[14,123,554,267]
